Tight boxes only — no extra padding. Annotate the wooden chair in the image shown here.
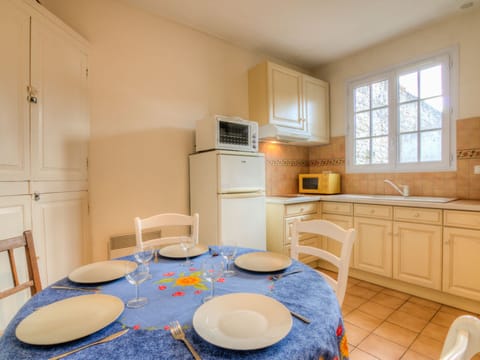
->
[440,315,480,360]
[134,213,199,249]
[291,219,355,306]
[0,230,42,300]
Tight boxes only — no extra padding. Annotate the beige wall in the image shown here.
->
[41,0,264,261]
[315,7,480,136]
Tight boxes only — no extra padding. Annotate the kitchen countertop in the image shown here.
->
[266,194,480,211]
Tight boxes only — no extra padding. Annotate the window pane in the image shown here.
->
[399,102,418,133]
[399,72,418,103]
[421,130,442,161]
[355,139,370,165]
[355,86,370,112]
[372,136,388,164]
[372,80,388,108]
[399,133,418,163]
[420,65,442,99]
[355,112,370,138]
[372,108,388,136]
[420,97,443,130]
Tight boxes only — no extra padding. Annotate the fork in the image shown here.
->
[269,269,303,281]
[169,320,202,360]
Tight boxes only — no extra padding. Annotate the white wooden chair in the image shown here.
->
[440,315,480,360]
[291,219,355,306]
[134,213,199,250]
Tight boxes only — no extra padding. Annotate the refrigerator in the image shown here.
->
[189,150,266,250]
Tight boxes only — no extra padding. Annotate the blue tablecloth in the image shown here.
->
[0,248,349,359]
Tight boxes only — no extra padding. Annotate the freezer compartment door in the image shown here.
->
[218,194,266,250]
[218,154,265,193]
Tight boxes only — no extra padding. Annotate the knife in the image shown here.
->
[290,310,311,324]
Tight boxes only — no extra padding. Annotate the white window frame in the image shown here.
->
[346,47,458,174]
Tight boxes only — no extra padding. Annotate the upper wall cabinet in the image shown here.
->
[248,61,330,145]
[0,0,90,182]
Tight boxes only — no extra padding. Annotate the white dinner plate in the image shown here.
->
[15,294,124,345]
[234,252,292,272]
[159,244,208,259]
[68,260,137,283]
[193,293,292,350]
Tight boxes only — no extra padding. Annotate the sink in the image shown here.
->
[334,194,457,203]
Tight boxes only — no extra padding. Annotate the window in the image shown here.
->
[346,49,457,173]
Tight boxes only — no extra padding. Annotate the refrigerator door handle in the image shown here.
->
[219,192,264,199]
[220,187,264,194]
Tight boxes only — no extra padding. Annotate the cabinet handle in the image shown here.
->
[370,209,375,214]
[27,86,38,104]
[34,193,40,201]
[414,213,420,217]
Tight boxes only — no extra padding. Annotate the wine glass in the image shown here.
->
[134,246,154,279]
[180,237,195,267]
[220,244,237,277]
[201,257,224,303]
[125,263,150,308]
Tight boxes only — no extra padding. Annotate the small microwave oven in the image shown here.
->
[195,115,258,152]
[299,173,340,194]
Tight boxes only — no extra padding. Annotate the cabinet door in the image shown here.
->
[268,64,305,131]
[393,222,442,290]
[0,195,32,331]
[303,75,329,144]
[30,17,89,181]
[0,1,30,181]
[443,227,480,301]
[321,213,354,260]
[32,191,89,286]
[354,217,393,276]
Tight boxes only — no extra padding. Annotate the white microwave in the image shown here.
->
[195,115,259,152]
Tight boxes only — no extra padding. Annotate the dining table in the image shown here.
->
[0,247,349,360]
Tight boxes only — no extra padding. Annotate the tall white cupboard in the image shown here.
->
[0,0,90,331]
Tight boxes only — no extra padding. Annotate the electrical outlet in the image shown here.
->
[474,165,480,175]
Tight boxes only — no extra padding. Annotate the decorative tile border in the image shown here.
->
[457,148,480,159]
[266,159,309,167]
[267,159,344,167]
[310,159,345,167]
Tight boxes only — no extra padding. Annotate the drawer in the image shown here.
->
[394,207,442,225]
[354,203,392,219]
[444,210,480,230]
[285,202,318,216]
[284,214,317,245]
[322,201,353,216]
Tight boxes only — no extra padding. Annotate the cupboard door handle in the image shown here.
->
[34,193,40,201]
[29,96,38,103]
[414,213,420,217]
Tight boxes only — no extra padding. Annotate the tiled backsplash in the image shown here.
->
[260,117,480,200]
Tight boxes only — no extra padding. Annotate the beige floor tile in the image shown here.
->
[387,310,429,333]
[370,292,407,309]
[408,296,441,311]
[344,293,369,308]
[398,301,437,321]
[345,309,384,332]
[400,350,432,360]
[356,281,384,292]
[358,334,407,360]
[350,348,380,360]
[421,322,449,342]
[358,301,395,320]
[381,288,411,300]
[409,334,443,359]
[430,311,457,328]
[373,322,418,348]
[345,320,370,346]
[342,303,356,316]
[348,285,379,300]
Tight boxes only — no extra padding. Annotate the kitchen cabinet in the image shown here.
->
[393,207,442,290]
[0,0,90,329]
[248,61,330,144]
[443,210,480,301]
[0,195,32,331]
[266,201,321,266]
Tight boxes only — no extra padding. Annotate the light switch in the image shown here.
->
[474,165,480,174]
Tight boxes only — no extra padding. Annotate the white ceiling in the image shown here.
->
[121,0,479,69]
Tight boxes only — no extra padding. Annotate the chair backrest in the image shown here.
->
[441,315,480,360]
[291,219,355,306]
[0,230,42,300]
[135,213,199,249]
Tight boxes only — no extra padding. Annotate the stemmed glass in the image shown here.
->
[180,237,195,267]
[125,263,150,308]
[201,257,224,303]
[220,244,237,277]
[134,246,154,279]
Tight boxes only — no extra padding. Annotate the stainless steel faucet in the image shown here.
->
[384,179,409,197]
